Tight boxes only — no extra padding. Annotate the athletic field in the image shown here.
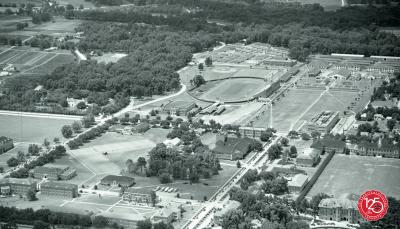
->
[308,154,400,199]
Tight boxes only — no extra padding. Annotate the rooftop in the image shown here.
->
[41,181,78,190]
[370,100,396,108]
[319,198,357,209]
[6,178,36,186]
[101,175,135,184]
[309,111,339,127]
[213,135,254,155]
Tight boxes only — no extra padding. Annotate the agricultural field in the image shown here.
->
[0,47,75,75]
[0,114,73,143]
[197,78,268,102]
[308,154,400,199]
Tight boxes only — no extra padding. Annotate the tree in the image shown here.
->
[7,157,19,167]
[33,221,50,229]
[198,63,204,71]
[268,144,282,160]
[192,75,205,87]
[249,140,263,152]
[27,189,37,201]
[137,157,147,173]
[76,101,87,109]
[93,216,108,227]
[61,125,73,138]
[43,138,50,148]
[236,160,241,168]
[287,220,310,229]
[289,145,297,158]
[28,144,40,156]
[71,121,82,133]
[205,56,212,67]
[17,151,25,162]
[288,130,298,138]
[387,119,396,131]
[53,137,60,144]
[66,4,74,11]
[280,137,289,146]
[310,193,330,214]
[154,222,173,229]
[159,172,172,183]
[301,133,311,141]
[137,219,152,229]
[260,130,273,142]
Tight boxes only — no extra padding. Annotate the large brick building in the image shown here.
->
[33,165,76,180]
[318,198,363,224]
[212,135,254,160]
[296,148,321,167]
[40,181,78,198]
[0,178,37,195]
[122,188,156,206]
[162,101,196,116]
[311,138,346,153]
[239,126,266,139]
[0,136,13,154]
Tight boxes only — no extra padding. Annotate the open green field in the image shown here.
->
[198,78,267,102]
[251,88,323,132]
[0,114,73,143]
[68,129,169,175]
[0,143,29,170]
[0,15,31,33]
[308,154,400,199]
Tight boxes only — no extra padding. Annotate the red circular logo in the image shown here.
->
[358,190,389,221]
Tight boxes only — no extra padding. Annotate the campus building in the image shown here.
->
[311,138,346,153]
[100,175,135,187]
[239,126,266,139]
[0,136,13,154]
[212,135,254,160]
[152,208,179,224]
[318,198,363,223]
[287,174,308,193]
[357,141,400,158]
[305,111,340,134]
[162,101,196,116]
[33,165,76,180]
[296,148,321,167]
[263,59,296,67]
[0,178,37,195]
[95,212,145,229]
[122,188,155,206]
[40,181,78,198]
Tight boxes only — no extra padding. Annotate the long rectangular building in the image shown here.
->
[305,111,339,134]
[40,181,78,198]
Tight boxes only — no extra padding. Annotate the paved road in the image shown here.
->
[182,136,281,229]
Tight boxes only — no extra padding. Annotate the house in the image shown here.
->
[162,101,196,116]
[33,165,76,180]
[163,138,180,148]
[0,178,37,195]
[311,138,346,153]
[100,175,135,187]
[0,136,13,154]
[373,114,384,121]
[296,148,321,167]
[40,181,78,198]
[122,188,156,206]
[212,135,254,160]
[318,198,363,223]
[152,208,178,224]
[66,97,85,108]
[287,174,309,193]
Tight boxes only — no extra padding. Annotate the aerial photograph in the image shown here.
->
[0,0,399,229]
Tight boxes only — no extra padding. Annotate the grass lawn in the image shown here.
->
[28,54,75,74]
[199,78,267,102]
[307,154,400,199]
[0,143,29,170]
[0,114,72,143]
[251,88,323,132]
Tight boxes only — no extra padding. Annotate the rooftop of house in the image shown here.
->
[288,174,308,187]
[101,175,135,184]
[41,181,77,190]
[319,198,357,209]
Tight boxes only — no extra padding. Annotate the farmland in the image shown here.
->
[308,154,400,199]
[0,114,73,143]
